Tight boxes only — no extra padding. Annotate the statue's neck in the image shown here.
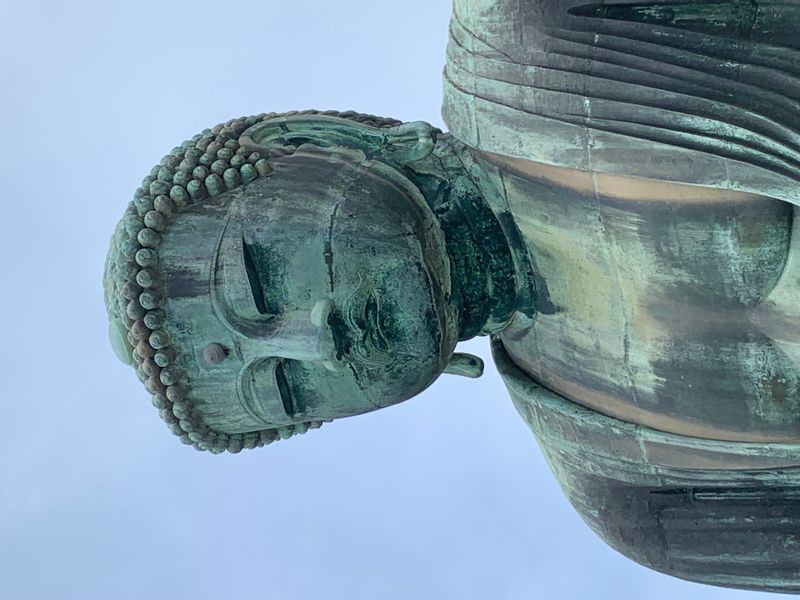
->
[405,134,534,340]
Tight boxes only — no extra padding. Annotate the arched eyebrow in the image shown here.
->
[236,358,276,427]
[209,212,237,333]
[210,212,282,340]
[236,357,301,426]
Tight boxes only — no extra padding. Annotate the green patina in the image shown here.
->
[104,0,800,593]
[105,110,526,453]
[569,0,759,37]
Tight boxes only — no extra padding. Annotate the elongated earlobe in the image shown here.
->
[443,352,484,378]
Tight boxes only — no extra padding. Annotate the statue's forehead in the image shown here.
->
[155,176,331,303]
[154,181,336,431]
[158,203,268,431]
[157,196,228,300]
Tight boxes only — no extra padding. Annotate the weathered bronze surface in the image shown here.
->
[104,1,800,593]
[105,111,521,448]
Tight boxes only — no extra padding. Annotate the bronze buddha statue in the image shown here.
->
[105,1,800,592]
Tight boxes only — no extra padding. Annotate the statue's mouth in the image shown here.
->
[341,286,391,367]
[320,270,389,368]
[362,293,390,353]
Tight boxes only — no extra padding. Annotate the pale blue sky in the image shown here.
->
[0,1,787,598]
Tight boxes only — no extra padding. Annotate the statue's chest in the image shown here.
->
[494,165,800,442]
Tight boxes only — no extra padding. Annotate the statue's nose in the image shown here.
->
[252,298,344,371]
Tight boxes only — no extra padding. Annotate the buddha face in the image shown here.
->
[157,145,458,434]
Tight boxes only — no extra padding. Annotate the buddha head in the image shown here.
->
[105,111,524,452]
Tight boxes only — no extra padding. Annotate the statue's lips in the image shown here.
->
[341,292,392,367]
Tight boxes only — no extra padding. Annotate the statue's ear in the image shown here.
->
[108,318,133,366]
[239,114,437,168]
[443,352,484,378]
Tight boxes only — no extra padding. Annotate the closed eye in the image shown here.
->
[242,237,270,315]
[274,360,296,417]
[239,358,305,426]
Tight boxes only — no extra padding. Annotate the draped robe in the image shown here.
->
[441,1,800,591]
